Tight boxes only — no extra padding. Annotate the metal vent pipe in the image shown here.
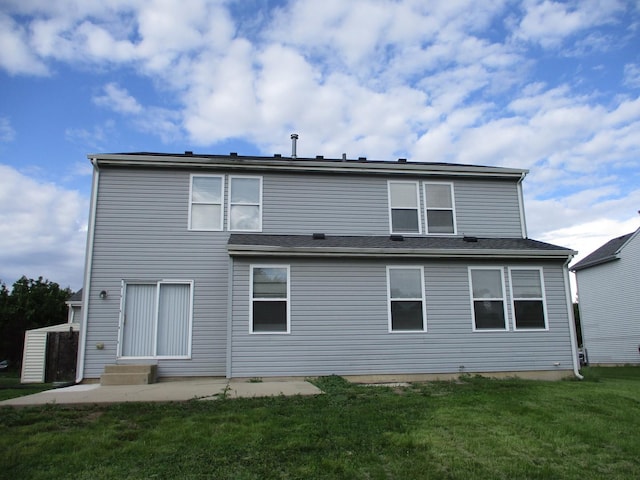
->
[291,133,299,158]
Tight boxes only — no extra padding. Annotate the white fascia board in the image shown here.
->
[88,154,527,179]
[227,245,576,259]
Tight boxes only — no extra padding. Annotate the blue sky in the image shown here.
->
[1,0,639,292]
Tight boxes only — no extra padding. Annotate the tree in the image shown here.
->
[0,276,72,370]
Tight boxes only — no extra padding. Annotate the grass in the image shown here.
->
[0,373,52,401]
[1,367,639,479]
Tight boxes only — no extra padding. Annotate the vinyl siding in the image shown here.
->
[84,168,229,379]
[230,258,574,377]
[576,232,640,364]
[264,173,523,237]
[84,166,530,379]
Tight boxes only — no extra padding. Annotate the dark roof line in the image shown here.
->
[88,152,529,177]
[227,234,575,258]
[570,231,636,271]
[107,151,493,169]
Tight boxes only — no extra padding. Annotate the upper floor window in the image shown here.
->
[509,268,548,330]
[388,181,421,234]
[424,182,456,234]
[250,265,290,334]
[229,176,262,232]
[387,266,426,332]
[189,175,223,231]
[469,267,508,331]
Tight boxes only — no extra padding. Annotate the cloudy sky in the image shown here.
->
[1,0,639,292]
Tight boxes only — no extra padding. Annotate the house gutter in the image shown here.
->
[89,154,528,180]
[563,255,583,380]
[75,158,100,384]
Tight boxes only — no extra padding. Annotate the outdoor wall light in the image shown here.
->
[99,290,108,299]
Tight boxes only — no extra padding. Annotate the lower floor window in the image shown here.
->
[510,268,548,330]
[387,266,426,332]
[251,265,290,333]
[121,280,193,358]
[469,268,507,330]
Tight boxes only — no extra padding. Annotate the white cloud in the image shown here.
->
[0,13,49,75]
[513,0,625,48]
[0,117,16,142]
[93,83,143,114]
[624,63,640,88]
[0,164,88,289]
[1,0,639,294]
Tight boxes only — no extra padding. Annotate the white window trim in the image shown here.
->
[468,267,509,332]
[508,267,549,331]
[387,180,422,235]
[117,279,194,359]
[423,182,457,235]
[249,264,290,334]
[386,266,427,333]
[228,175,263,232]
[188,174,224,231]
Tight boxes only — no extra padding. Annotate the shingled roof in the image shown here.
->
[571,230,636,271]
[228,234,575,259]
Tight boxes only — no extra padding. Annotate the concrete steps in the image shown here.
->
[100,364,157,386]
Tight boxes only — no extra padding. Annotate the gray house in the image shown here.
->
[571,228,640,365]
[77,152,581,383]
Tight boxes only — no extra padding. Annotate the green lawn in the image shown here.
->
[1,367,639,479]
[0,374,52,401]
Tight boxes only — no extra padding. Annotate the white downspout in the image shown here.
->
[563,256,583,380]
[517,172,528,238]
[226,256,234,379]
[75,158,100,384]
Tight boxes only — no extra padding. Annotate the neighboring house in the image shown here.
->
[571,228,640,365]
[76,151,581,383]
[21,290,82,383]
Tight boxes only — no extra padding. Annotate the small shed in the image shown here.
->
[20,289,82,384]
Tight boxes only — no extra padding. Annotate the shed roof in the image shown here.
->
[570,230,637,271]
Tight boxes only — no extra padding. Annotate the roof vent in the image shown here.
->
[390,235,404,241]
[312,233,326,240]
[316,155,324,160]
[463,235,478,243]
[398,158,407,163]
[230,152,238,157]
[184,151,193,156]
[274,154,282,158]
[358,156,367,162]
[291,133,299,159]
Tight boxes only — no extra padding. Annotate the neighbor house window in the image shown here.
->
[120,280,193,358]
[251,265,290,333]
[387,266,426,332]
[424,182,456,234]
[229,176,262,231]
[189,175,223,230]
[469,268,507,331]
[509,268,548,330]
[388,181,421,234]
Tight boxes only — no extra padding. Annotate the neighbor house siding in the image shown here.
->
[576,233,640,364]
[230,258,573,377]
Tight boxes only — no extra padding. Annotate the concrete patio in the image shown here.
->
[0,378,323,407]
